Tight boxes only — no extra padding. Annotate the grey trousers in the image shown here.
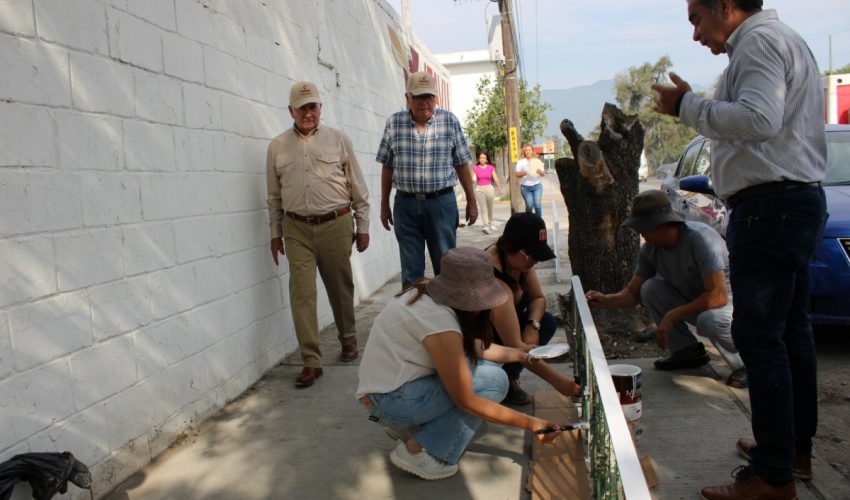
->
[640,277,743,370]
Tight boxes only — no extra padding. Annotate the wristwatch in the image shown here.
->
[527,319,541,330]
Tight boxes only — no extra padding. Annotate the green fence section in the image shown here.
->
[569,276,652,500]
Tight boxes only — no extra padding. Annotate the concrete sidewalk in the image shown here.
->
[105,178,849,499]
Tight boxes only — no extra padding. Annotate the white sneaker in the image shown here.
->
[482,227,490,234]
[490,224,498,231]
[389,442,458,480]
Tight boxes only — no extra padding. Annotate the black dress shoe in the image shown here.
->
[654,343,710,370]
[295,367,324,387]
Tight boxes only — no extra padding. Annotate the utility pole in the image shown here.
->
[402,0,413,68]
[499,0,522,213]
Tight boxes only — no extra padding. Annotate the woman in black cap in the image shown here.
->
[487,213,574,405]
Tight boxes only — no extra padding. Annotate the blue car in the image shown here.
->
[662,124,850,326]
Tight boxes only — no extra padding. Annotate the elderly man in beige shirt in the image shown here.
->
[266,81,370,388]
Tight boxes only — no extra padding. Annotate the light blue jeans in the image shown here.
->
[393,190,459,288]
[363,361,509,464]
[521,183,543,218]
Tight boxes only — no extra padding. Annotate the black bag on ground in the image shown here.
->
[0,452,91,500]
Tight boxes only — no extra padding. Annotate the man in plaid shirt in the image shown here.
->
[376,72,477,288]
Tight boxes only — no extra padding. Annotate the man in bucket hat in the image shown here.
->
[585,190,746,386]
[266,81,370,387]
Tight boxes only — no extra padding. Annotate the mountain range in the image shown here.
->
[539,80,711,141]
[540,80,615,140]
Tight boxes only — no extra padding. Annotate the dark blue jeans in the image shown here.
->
[393,190,459,288]
[499,309,557,381]
[726,186,827,484]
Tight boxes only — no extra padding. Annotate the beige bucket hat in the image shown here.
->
[426,247,509,312]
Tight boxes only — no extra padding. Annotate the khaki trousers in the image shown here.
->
[282,213,356,367]
[475,184,495,226]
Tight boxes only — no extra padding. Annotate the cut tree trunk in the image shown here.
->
[556,103,652,341]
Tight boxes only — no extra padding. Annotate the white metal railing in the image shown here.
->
[571,276,651,499]
[551,199,562,283]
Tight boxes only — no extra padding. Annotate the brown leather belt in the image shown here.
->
[286,206,351,225]
[359,396,373,409]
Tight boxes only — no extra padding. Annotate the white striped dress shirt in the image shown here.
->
[679,10,826,200]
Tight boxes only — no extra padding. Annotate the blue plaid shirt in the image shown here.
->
[375,108,472,193]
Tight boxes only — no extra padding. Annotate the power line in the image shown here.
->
[535,0,539,86]
[514,0,525,82]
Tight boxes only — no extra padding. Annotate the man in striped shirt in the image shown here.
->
[377,72,477,288]
[653,1,826,498]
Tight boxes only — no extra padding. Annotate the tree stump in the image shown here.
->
[556,103,652,341]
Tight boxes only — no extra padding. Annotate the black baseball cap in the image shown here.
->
[503,213,557,262]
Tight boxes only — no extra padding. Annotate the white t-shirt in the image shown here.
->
[355,290,461,399]
[516,158,544,187]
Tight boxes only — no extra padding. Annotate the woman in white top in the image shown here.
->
[515,144,546,217]
[356,247,580,480]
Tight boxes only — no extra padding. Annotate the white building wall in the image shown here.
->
[436,50,497,128]
[0,0,411,497]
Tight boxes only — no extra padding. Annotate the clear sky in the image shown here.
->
[386,0,850,90]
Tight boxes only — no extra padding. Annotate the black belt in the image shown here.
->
[285,206,351,225]
[727,181,821,208]
[396,186,454,200]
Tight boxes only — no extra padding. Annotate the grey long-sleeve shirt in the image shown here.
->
[679,9,826,200]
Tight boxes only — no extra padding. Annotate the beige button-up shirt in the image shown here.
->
[266,125,370,238]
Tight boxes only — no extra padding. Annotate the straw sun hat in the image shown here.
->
[426,247,509,312]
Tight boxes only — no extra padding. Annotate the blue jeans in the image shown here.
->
[521,183,543,218]
[726,186,826,484]
[498,310,557,381]
[364,361,509,464]
[393,190,459,288]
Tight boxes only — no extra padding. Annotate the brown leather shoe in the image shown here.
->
[340,341,359,362]
[737,437,813,481]
[295,367,323,387]
[700,467,797,500]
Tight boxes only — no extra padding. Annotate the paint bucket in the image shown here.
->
[609,364,642,421]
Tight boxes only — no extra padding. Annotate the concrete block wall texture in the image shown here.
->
[0,0,409,497]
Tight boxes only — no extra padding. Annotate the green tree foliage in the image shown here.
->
[824,62,850,76]
[614,56,696,168]
[464,70,552,155]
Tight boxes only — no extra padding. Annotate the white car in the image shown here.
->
[638,152,649,181]
[655,162,676,179]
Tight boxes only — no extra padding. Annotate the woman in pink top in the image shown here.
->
[473,152,503,233]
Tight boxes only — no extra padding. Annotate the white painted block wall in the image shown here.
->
[0,0,409,497]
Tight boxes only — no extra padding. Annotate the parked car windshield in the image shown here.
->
[825,129,850,186]
[678,140,705,178]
